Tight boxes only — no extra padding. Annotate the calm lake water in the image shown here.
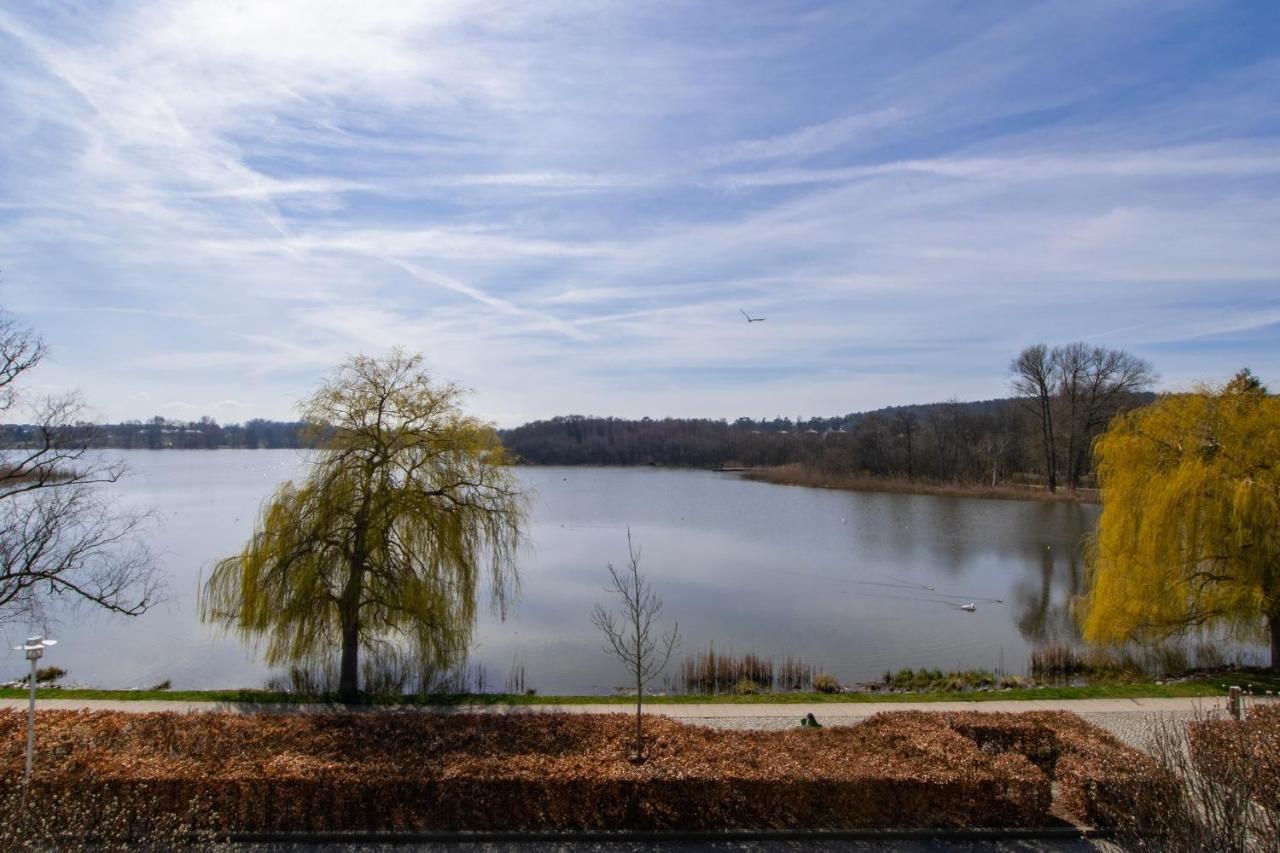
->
[4,450,1102,693]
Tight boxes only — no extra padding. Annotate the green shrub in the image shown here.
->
[812,673,841,694]
[35,666,66,684]
[734,678,761,695]
[963,669,994,688]
[13,667,67,687]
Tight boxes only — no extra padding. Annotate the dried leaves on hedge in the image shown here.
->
[0,709,1160,833]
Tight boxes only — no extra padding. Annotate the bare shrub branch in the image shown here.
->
[1113,708,1280,851]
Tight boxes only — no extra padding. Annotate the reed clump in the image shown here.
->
[742,464,1098,504]
[881,667,996,692]
[679,648,820,694]
[1028,641,1233,683]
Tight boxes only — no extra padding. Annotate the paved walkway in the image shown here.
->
[1,694,1271,718]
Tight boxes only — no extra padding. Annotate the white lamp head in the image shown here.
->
[14,637,56,660]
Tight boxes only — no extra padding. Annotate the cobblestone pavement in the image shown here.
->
[1075,710,1200,751]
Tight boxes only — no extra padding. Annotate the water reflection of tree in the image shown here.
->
[1015,542,1085,645]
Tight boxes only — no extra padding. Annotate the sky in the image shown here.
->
[1,1,1278,427]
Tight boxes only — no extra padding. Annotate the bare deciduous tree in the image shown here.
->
[591,529,678,763]
[0,309,160,624]
[1058,343,1157,489]
[1011,342,1155,493]
[892,409,918,479]
[1011,344,1059,492]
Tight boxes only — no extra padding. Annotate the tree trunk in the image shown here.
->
[338,506,369,704]
[337,553,366,703]
[634,662,644,761]
[1042,400,1057,493]
[1064,430,1076,491]
[1271,613,1280,674]
[339,617,360,703]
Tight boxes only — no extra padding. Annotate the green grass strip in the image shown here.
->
[2,673,1276,706]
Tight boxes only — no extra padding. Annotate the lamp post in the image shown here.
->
[14,635,56,793]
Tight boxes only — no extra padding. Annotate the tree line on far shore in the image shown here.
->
[0,342,1159,494]
[1,415,308,450]
[503,343,1158,493]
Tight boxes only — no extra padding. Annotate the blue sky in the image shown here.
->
[1,1,1278,426]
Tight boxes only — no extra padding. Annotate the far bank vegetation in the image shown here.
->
[6,342,1156,506]
[502,343,1155,501]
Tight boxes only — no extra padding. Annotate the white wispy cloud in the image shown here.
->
[0,1,1276,423]
[707,109,907,165]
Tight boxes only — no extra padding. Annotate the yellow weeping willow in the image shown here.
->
[1079,369,1280,670]
[200,350,526,701]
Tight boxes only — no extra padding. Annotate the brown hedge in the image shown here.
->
[0,709,1158,832]
[1186,704,1280,818]
[1004,710,1180,828]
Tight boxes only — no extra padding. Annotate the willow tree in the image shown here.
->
[1079,370,1280,670]
[201,350,526,701]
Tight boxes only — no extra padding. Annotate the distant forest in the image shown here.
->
[504,344,1161,491]
[499,396,1150,487]
[1,416,308,450]
[0,344,1166,491]
[0,398,1150,488]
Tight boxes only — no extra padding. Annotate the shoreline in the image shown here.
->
[739,465,1101,504]
[3,678,1266,706]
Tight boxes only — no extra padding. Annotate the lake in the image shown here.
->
[4,450,1101,693]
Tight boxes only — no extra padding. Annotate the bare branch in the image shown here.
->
[0,308,160,622]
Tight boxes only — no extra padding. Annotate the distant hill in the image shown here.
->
[498,393,1156,485]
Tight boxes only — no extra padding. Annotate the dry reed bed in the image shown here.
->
[0,709,1160,832]
[743,464,1099,503]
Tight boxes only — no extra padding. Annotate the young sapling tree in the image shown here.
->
[591,529,678,763]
